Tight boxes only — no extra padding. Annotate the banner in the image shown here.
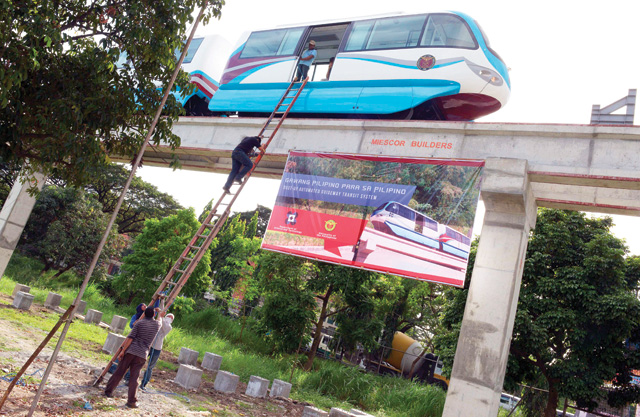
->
[261,152,484,287]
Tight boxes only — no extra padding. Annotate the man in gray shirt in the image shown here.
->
[104,307,161,408]
[140,311,174,390]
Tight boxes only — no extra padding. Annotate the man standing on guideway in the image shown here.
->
[223,135,265,193]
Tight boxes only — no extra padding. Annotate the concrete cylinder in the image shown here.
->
[103,332,126,355]
[178,347,199,366]
[110,315,127,334]
[175,364,203,390]
[44,292,62,310]
[270,379,292,398]
[202,352,222,371]
[84,309,103,325]
[12,291,34,310]
[245,375,269,398]
[12,284,30,298]
[213,370,239,394]
[302,406,329,417]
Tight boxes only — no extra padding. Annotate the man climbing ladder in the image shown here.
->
[223,135,266,193]
[93,77,309,386]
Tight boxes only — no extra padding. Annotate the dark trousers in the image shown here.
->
[105,353,146,405]
[224,149,253,189]
[295,63,310,81]
[140,348,161,388]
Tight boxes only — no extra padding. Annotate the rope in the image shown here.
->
[0,368,44,386]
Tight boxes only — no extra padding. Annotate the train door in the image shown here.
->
[301,24,349,81]
[297,23,360,114]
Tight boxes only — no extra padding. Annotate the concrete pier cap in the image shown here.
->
[245,375,269,398]
[84,309,103,325]
[110,315,127,334]
[175,364,203,390]
[270,378,292,398]
[12,284,30,298]
[102,332,126,355]
[178,347,199,366]
[213,370,239,393]
[202,352,222,371]
[12,291,34,310]
[44,292,62,310]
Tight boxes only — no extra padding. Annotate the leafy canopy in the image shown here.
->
[435,209,640,417]
[0,0,223,185]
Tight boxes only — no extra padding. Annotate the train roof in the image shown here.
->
[267,10,467,31]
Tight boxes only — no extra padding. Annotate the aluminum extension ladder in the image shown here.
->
[93,78,309,386]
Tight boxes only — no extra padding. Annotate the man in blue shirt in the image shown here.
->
[294,40,317,82]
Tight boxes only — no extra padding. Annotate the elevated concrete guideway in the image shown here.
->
[120,117,640,216]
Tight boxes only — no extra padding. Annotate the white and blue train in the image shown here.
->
[182,11,510,120]
[370,201,472,259]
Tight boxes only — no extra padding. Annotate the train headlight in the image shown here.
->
[467,62,504,86]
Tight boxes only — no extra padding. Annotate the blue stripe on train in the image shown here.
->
[209,79,460,114]
[441,242,469,259]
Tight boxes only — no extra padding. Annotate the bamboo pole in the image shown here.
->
[24,4,209,415]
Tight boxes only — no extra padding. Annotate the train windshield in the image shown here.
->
[240,28,305,58]
[422,14,476,48]
[388,203,415,221]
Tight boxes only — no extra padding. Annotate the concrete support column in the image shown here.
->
[442,158,537,417]
[0,172,45,278]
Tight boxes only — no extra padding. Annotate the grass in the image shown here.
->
[0,256,447,417]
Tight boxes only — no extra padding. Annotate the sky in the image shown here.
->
[136,0,640,254]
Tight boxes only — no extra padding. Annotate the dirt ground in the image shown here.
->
[0,294,312,417]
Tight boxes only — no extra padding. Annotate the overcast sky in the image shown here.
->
[136,0,640,254]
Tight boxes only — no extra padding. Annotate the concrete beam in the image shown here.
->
[442,158,536,417]
[108,117,640,216]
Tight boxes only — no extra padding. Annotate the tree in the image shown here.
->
[435,209,640,417]
[74,164,183,235]
[257,251,384,369]
[227,205,272,238]
[18,185,118,277]
[1,0,223,186]
[256,252,317,353]
[111,208,211,305]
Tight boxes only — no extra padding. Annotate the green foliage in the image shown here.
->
[170,296,196,316]
[112,208,211,304]
[435,209,640,415]
[0,0,223,186]
[18,185,118,278]
[257,252,317,352]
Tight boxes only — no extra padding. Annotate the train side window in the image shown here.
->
[421,15,477,49]
[277,28,305,55]
[397,205,415,221]
[181,37,204,64]
[345,21,374,51]
[241,28,304,58]
[365,15,426,50]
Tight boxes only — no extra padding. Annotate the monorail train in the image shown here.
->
[200,11,510,121]
[174,35,231,116]
[370,201,472,259]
